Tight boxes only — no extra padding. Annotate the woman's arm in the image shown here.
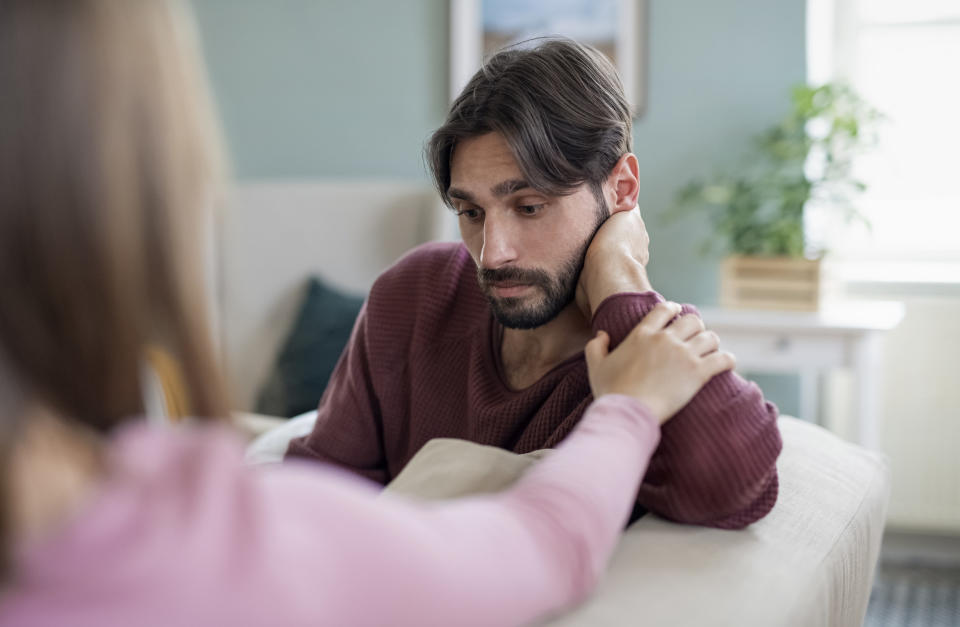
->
[255,301,734,626]
[262,395,659,627]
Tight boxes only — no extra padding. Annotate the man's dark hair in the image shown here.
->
[427,38,632,207]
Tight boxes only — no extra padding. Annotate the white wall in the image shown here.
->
[825,286,960,534]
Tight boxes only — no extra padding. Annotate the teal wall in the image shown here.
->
[193,0,448,179]
[635,1,806,304]
[193,0,804,415]
[633,1,806,415]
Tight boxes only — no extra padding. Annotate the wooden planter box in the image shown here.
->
[720,256,821,311]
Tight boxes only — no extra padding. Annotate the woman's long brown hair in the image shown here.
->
[0,0,231,567]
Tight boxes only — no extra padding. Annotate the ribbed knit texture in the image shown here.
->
[287,241,783,528]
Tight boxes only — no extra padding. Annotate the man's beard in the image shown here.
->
[477,195,608,330]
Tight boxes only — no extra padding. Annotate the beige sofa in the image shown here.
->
[246,410,888,626]
[221,182,889,626]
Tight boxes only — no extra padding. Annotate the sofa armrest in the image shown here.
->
[243,414,889,626]
[243,410,318,463]
[384,417,890,627]
[231,411,288,441]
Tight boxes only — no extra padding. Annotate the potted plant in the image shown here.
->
[667,83,880,310]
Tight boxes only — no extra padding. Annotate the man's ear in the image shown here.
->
[605,153,640,215]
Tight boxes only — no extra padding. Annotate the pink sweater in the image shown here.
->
[3,396,658,627]
[288,242,782,528]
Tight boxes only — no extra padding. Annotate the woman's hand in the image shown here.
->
[585,302,735,424]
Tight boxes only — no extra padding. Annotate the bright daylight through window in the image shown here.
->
[807,0,960,280]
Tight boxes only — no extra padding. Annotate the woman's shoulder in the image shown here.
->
[5,421,385,626]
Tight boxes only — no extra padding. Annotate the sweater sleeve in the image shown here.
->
[284,301,389,483]
[264,395,660,627]
[590,292,783,528]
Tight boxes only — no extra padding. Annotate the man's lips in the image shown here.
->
[487,281,532,297]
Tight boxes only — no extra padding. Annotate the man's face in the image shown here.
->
[448,132,607,329]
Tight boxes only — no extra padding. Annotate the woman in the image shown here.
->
[0,2,734,625]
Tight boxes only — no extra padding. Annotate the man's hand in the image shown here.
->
[575,208,653,319]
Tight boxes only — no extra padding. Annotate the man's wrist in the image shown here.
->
[585,259,653,316]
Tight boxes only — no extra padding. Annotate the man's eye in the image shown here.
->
[457,208,482,221]
[517,204,544,216]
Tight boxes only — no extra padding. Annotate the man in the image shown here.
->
[287,39,782,527]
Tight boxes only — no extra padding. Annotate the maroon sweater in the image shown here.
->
[287,242,782,528]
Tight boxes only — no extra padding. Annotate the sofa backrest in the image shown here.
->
[216,181,443,411]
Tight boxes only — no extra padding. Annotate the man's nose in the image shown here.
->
[479,213,518,269]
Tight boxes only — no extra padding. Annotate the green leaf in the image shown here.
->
[662,80,882,257]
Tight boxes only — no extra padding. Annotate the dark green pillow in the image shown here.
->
[255,277,365,418]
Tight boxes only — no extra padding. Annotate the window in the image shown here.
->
[807,0,960,270]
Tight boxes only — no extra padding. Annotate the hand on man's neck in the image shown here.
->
[500,209,654,391]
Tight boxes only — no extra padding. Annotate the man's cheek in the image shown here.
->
[463,233,484,266]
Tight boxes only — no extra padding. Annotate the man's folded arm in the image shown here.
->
[592,293,783,528]
[284,302,390,485]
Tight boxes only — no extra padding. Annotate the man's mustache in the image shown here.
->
[477,266,552,288]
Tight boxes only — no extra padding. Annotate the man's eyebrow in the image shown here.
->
[447,179,532,204]
[491,178,531,197]
[447,187,474,202]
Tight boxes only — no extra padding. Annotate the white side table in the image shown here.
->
[698,302,905,449]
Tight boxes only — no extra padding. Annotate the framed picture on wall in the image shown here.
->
[449,0,648,117]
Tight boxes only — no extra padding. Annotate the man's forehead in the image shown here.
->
[449,133,534,199]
